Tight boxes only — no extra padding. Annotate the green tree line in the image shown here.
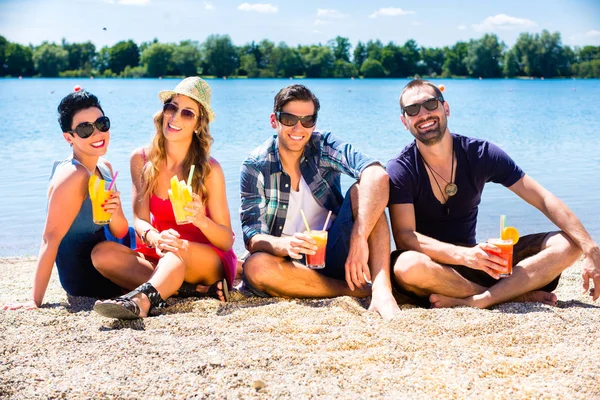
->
[1,31,599,78]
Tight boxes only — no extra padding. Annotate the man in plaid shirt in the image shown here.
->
[240,84,399,320]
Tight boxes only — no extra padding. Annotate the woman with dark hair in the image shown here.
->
[3,90,133,310]
[92,77,237,319]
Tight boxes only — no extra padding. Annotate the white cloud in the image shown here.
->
[317,9,345,19]
[237,3,278,13]
[314,19,332,26]
[585,29,600,37]
[104,0,150,4]
[369,7,415,18]
[458,24,467,30]
[203,2,215,10]
[472,14,537,32]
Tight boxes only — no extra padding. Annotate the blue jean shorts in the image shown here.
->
[243,189,354,298]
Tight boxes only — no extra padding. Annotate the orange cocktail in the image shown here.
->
[487,238,513,277]
[305,230,327,269]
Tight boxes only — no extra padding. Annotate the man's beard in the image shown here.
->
[409,115,448,146]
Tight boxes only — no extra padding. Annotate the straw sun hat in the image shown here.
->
[158,76,215,122]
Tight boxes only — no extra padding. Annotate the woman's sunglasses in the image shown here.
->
[402,97,444,117]
[68,116,110,138]
[163,103,198,122]
[276,111,317,128]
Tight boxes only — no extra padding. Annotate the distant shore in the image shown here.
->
[1,256,599,398]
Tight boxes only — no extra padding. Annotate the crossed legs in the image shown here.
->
[393,232,581,309]
[92,241,227,317]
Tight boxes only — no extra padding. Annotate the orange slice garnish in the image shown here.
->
[501,226,520,245]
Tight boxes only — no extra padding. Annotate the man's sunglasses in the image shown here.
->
[402,97,444,117]
[68,116,110,138]
[276,111,317,128]
[163,103,198,122]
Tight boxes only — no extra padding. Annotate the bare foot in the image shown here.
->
[94,293,151,317]
[511,291,557,306]
[429,293,468,308]
[368,290,401,321]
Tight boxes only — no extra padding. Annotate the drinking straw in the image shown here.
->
[500,215,506,237]
[186,164,195,187]
[322,210,332,231]
[300,209,311,232]
[107,171,119,191]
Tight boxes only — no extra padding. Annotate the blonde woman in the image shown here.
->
[93,77,237,319]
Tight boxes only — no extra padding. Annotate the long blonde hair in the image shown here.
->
[142,97,213,204]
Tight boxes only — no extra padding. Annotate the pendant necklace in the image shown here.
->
[420,140,458,199]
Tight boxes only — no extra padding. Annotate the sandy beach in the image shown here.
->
[1,257,599,399]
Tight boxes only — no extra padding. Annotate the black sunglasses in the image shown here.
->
[68,116,110,138]
[276,111,317,128]
[163,103,198,122]
[402,97,444,117]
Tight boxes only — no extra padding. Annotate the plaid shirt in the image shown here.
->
[240,131,380,247]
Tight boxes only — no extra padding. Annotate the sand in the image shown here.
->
[1,257,599,399]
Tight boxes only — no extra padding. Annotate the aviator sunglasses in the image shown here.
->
[163,103,198,122]
[402,96,444,117]
[276,111,317,128]
[68,116,111,138]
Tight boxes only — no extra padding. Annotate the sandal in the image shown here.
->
[94,282,167,320]
[176,279,230,302]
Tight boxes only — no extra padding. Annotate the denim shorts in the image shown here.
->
[243,188,354,298]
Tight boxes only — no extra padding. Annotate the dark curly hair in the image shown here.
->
[58,90,104,132]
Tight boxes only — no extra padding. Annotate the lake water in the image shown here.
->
[0,78,598,257]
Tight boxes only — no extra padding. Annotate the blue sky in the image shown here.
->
[1,0,599,49]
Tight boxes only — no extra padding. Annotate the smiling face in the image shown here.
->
[271,100,316,158]
[400,86,450,146]
[162,94,200,143]
[63,107,109,156]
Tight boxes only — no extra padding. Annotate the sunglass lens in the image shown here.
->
[181,109,196,120]
[163,103,177,115]
[96,116,110,132]
[423,99,439,111]
[300,116,316,128]
[278,112,298,127]
[404,105,420,116]
[75,123,94,138]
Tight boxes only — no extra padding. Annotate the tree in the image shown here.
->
[300,45,334,77]
[380,42,403,77]
[353,41,367,71]
[365,39,383,61]
[360,58,386,77]
[442,42,468,77]
[109,40,140,74]
[5,42,34,76]
[171,41,202,76]
[464,34,504,78]
[276,43,303,77]
[62,40,96,72]
[201,34,239,77]
[328,36,351,62]
[333,60,358,78]
[420,47,445,77]
[239,54,259,77]
[33,42,68,77]
[503,49,519,77]
[400,39,420,76]
[0,36,8,76]
[141,42,174,77]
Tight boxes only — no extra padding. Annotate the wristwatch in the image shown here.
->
[140,228,158,248]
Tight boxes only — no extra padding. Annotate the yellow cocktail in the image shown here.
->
[89,175,113,225]
[168,175,193,225]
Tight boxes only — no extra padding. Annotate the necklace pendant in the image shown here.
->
[445,183,458,197]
